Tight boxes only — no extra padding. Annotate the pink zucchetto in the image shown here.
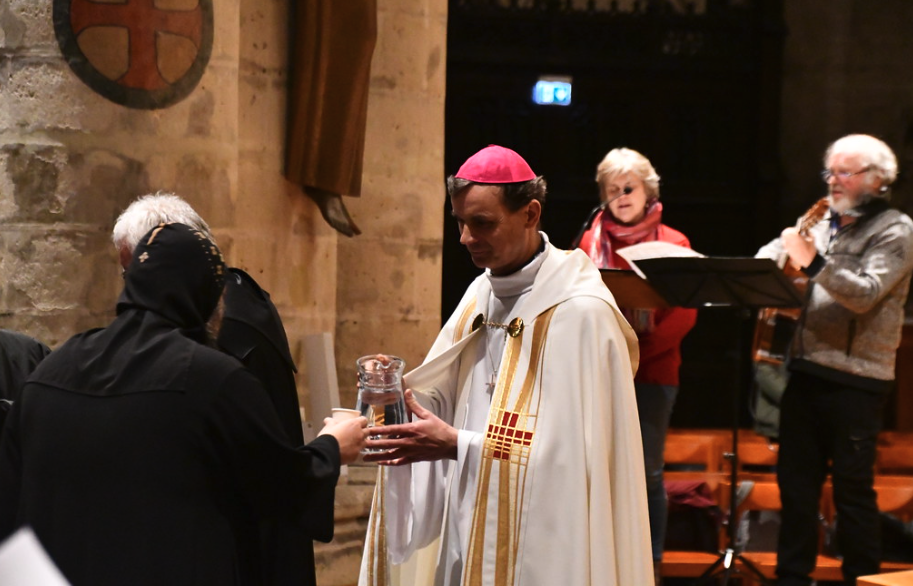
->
[455,145,536,183]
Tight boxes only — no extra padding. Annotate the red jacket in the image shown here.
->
[579,222,697,385]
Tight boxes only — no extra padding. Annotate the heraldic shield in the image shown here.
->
[53,0,214,110]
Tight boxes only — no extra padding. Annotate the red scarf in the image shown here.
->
[585,200,663,334]
[587,200,663,269]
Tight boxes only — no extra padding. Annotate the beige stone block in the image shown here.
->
[335,240,418,316]
[362,91,445,185]
[239,0,290,71]
[0,61,238,143]
[143,150,237,230]
[236,152,290,216]
[0,143,68,223]
[373,9,448,97]
[357,173,444,240]
[343,189,427,244]
[284,313,340,407]
[0,308,110,349]
[210,0,241,62]
[0,59,99,134]
[0,0,57,51]
[0,227,117,320]
[315,517,369,586]
[346,463,380,486]
[333,481,375,521]
[117,65,240,144]
[238,78,288,156]
[380,0,449,20]
[226,208,338,313]
[226,230,280,279]
[285,234,338,309]
[61,149,155,226]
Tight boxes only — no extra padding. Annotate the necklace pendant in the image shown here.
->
[488,371,498,391]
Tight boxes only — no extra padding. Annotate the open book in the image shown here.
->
[615,241,705,279]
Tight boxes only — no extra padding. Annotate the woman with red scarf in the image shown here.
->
[577,147,697,584]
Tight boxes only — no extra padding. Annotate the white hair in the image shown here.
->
[112,192,214,255]
[825,134,898,193]
[595,147,662,200]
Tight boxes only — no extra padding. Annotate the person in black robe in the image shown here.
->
[112,192,320,585]
[0,223,366,586]
[218,267,323,586]
[0,330,51,432]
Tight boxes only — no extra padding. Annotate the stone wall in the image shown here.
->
[322,1,447,582]
[334,1,448,410]
[1,0,446,584]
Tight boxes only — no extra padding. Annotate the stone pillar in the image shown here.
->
[234,0,341,415]
[320,1,448,583]
[0,0,243,345]
[2,1,447,584]
[334,0,448,410]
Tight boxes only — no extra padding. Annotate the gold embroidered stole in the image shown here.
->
[454,298,478,344]
[365,470,388,585]
[464,305,558,586]
[363,297,479,586]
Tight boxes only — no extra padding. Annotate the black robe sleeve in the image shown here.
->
[204,365,340,542]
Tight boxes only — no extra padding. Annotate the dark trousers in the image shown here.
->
[775,370,887,586]
[636,383,678,561]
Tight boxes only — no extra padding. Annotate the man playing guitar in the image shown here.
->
[755,134,913,586]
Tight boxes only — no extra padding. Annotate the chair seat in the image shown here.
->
[859,569,913,585]
[737,553,913,584]
[739,552,844,582]
[661,551,724,577]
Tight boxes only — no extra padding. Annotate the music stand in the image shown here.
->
[600,269,669,310]
[623,257,803,586]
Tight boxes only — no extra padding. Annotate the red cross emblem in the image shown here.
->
[53,0,214,109]
[487,411,534,462]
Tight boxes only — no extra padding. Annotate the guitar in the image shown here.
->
[751,197,830,365]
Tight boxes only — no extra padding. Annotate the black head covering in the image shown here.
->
[28,223,227,396]
[118,222,226,332]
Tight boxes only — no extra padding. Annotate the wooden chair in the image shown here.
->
[878,431,913,446]
[660,425,730,586]
[876,443,913,475]
[660,430,778,581]
[664,432,725,472]
[736,440,779,474]
[820,476,913,577]
[721,479,843,586]
[874,477,913,522]
[858,569,913,585]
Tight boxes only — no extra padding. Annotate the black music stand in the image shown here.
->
[600,269,669,310]
[624,257,803,586]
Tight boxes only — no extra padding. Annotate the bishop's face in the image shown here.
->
[825,152,882,214]
[450,184,541,276]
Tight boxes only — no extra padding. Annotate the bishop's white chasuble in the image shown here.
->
[360,242,652,586]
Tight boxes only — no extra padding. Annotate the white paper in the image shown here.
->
[616,241,705,279]
[0,527,71,585]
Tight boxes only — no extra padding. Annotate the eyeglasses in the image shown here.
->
[605,186,635,201]
[820,167,870,182]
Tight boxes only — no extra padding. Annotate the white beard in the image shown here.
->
[828,194,852,214]
[829,192,872,216]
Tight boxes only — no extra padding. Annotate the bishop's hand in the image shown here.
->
[362,389,459,465]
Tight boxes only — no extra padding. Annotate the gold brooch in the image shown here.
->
[474,315,524,338]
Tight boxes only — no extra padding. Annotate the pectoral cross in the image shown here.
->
[487,371,498,393]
